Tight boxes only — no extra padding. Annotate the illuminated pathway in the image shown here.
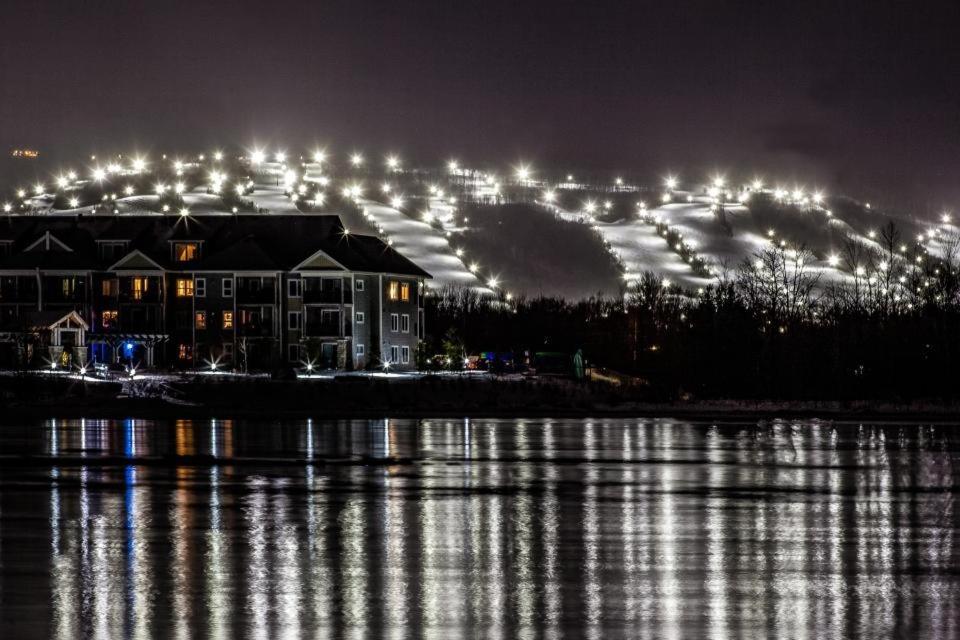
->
[547,202,710,289]
[356,199,490,293]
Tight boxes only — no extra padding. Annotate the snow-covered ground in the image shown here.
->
[8,155,957,298]
[355,199,489,292]
[547,202,710,289]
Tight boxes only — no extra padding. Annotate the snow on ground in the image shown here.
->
[181,189,232,213]
[13,158,957,297]
[356,198,489,292]
[244,185,301,214]
[547,202,710,289]
[601,216,710,288]
[657,200,762,269]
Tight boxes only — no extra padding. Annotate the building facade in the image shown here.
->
[0,214,429,371]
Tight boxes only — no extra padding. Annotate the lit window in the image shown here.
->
[195,311,206,330]
[178,344,192,361]
[174,242,198,262]
[133,277,149,300]
[400,282,410,302]
[61,278,75,297]
[101,310,118,328]
[388,280,399,300]
[222,311,233,329]
[176,278,194,297]
[101,279,118,297]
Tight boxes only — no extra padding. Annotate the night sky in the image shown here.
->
[2,0,959,212]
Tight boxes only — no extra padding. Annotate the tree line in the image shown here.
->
[423,221,960,401]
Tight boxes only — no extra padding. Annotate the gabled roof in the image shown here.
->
[23,309,89,331]
[24,231,73,252]
[292,248,347,271]
[0,213,431,278]
[107,249,165,271]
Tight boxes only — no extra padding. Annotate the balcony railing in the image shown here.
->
[117,291,162,303]
[92,320,164,334]
[303,288,342,304]
[235,288,276,304]
[304,322,341,337]
[237,323,275,338]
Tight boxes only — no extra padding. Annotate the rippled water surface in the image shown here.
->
[0,417,958,639]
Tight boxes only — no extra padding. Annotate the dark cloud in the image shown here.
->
[760,122,841,161]
[1,0,959,209]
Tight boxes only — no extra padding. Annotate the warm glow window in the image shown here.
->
[388,281,399,301]
[132,277,148,300]
[101,279,118,297]
[174,242,198,262]
[176,278,194,297]
[400,282,410,302]
[222,311,234,329]
[101,310,118,328]
[195,311,206,330]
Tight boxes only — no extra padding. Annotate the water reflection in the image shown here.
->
[1,418,959,638]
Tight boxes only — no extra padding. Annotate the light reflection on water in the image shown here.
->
[0,418,959,638]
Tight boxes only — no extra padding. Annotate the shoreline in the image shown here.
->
[3,374,960,422]
[3,399,960,423]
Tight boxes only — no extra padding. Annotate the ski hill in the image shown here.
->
[2,150,952,300]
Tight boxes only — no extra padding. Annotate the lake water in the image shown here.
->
[0,417,958,639]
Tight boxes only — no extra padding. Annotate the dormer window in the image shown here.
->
[98,241,128,261]
[174,242,199,262]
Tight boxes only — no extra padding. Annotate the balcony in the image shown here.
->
[235,287,276,304]
[303,279,343,305]
[237,323,275,338]
[94,319,164,334]
[43,291,88,305]
[304,322,341,337]
[304,307,342,337]
[303,290,343,305]
[0,290,38,303]
[117,290,161,304]
[236,307,274,337]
